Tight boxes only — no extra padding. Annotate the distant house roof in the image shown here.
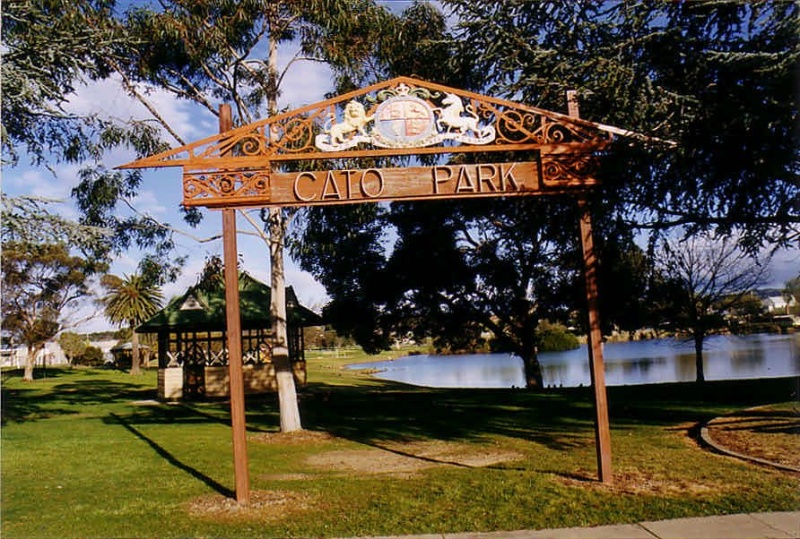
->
[136,272,322,333]
[754,288,786,300]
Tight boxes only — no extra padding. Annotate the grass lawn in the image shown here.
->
[2,349,799,538]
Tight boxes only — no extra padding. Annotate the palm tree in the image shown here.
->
[102,273,164,375]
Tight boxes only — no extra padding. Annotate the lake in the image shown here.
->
[348,333,800,388]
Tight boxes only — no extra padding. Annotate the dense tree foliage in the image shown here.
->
[1,242,94,381]
[2,0,184,282]
[1,0,163,166]
[444,0,798,248]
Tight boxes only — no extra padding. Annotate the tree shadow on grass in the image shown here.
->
[1,387,80,425]
[178,394,280,434]
[242,376,800,465]
[1,376,155,425]
[254,381,600,454]
[108,412,235,499]
[606,377,800,428]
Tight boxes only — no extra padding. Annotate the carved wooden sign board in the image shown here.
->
[119,77,617,208]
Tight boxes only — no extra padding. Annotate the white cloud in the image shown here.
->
[277,57,334,110]
[765,248,799,288]
[287,267,329,311]
[64,75,202,144]
[5,163,76,198]
[130,189,167,216]
[161,256,205,301]
[2,166,84,222]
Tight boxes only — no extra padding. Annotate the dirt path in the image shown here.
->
[305,439,523,478]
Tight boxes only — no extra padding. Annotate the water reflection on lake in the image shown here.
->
[348,333,800,388]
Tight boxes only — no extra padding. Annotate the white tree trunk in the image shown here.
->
[269,207,302,432]
[266,29,301,432]
[22,345,38,382]
[130,329,142,375]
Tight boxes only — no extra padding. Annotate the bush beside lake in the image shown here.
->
[536,320,580,352]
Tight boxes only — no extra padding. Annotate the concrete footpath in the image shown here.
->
[350,511,800,539]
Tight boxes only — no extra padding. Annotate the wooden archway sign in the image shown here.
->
[122,77,626,504]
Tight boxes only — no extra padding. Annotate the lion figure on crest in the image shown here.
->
[327,100,374,144]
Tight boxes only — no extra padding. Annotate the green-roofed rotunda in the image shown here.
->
[137,272,322,401]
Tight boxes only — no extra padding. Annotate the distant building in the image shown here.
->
[0,334,117,368]
[761,294,796,314]
[0,341,68,369]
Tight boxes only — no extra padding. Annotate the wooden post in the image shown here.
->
[578,199,613,484]
[219,104,251,504]
[567,90,613,484]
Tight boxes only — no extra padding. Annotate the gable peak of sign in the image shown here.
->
[118,77,641,171]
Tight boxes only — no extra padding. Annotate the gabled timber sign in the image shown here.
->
[121,77,624,504]
[121,76,616,207]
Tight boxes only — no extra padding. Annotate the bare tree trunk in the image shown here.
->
[266,26,301,432]
[694,332,705,383]
[518,320,544,389]
[130,329,142,375]
[269,207,302,432]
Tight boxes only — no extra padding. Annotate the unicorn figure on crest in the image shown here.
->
[435,93,494,141]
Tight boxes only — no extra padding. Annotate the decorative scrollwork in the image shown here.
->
[541,154,601,187]
[198,129,269,159]
[268,106,328,154]
[183,169,271,204]
[239,133,267,156]
[494,108,540,143]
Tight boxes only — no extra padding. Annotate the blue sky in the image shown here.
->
[3,2,797,333]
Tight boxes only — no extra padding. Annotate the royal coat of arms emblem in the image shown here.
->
[315,83,495,151]
[373,95,437,148]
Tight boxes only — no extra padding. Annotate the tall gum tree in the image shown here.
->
[107,0,417,430]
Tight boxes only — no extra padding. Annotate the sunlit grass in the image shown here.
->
[2,359,798,538]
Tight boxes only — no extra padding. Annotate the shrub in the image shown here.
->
[536,320,580,352]
[75,346,105,367]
